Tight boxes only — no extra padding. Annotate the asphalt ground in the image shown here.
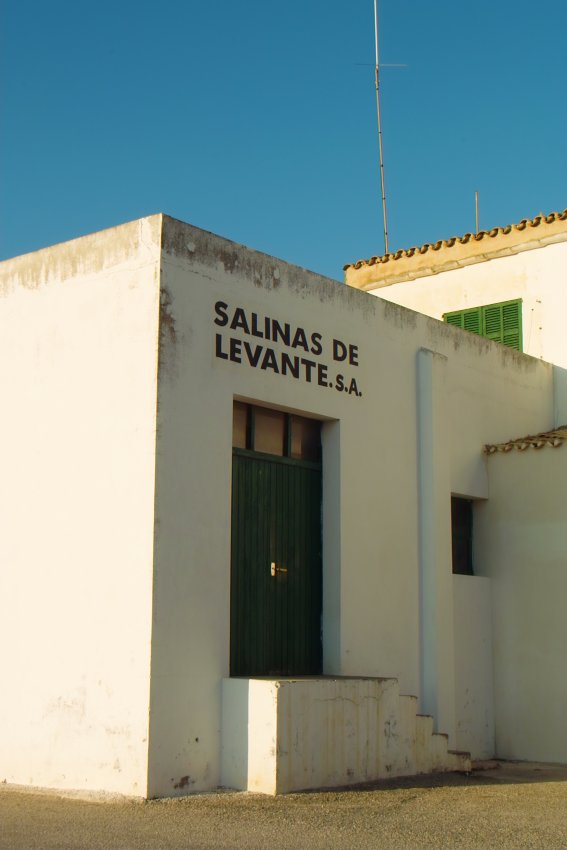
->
[2,762,567,850]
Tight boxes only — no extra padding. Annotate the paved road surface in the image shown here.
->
[2,763,567,850]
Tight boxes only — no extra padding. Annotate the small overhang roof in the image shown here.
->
[484,426,567,455]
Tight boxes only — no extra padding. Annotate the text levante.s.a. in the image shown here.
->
[213,301,362,397]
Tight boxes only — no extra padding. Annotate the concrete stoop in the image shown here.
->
[221,676,470,794]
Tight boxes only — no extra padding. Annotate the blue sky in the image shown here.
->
[3,1,566,280]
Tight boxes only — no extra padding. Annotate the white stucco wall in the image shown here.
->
[453,575,494,759]
[0,219,161,795]
[1,215,560,798]
[146,217,554,796]
[475,448,567,763]
[359,242,567,368]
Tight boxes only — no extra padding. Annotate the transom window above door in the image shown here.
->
[232,402,321,463]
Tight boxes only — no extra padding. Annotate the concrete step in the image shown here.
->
[222,677,471,793]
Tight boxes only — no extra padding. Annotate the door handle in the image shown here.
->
[270,562,288,577]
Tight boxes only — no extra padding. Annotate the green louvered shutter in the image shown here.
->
[444,310,464,328]
[482,304,503,343]
[482,301,522,351]
[444,300,522,352]
[462,308,482,336]
[444,307,481,335]
[501,300,522,350]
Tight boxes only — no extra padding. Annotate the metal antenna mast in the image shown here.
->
[374,0,389,254]
[475,190,479,232]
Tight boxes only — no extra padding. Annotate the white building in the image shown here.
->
[345,208,567,366]
[345,207,567,769]
[1,213,566,798]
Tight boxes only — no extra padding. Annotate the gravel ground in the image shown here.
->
[2,763,567,850]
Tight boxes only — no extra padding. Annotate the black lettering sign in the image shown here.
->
[311,332,323,356]
[229,337,242,363]
[214,301,229,327]
[333,338,358,365]
[282,353,300,378]
[301,359,316,382]
[243,341,263,368]
[213,303,363,399]
[333,339,348,362]
[261,348,279,372]
[250,313,264,339]
[292,327,309,352]
[230,308,249,334]
[215,333,228,359]
[273,320,291,347]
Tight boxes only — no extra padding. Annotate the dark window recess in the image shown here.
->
[443,299,522,352]
[254,407,286,456]
[232,402,321,463]
[289,415,321,463]
[451,497,474,575]
[232,401,248,449]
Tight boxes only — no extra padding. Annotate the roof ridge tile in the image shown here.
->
[344,207,567,271]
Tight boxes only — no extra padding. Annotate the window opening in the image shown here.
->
[253,408,286,456]
[451,497,474,575]
[289,415,321,463]
[232,401,248,449]
[232,403,321,463]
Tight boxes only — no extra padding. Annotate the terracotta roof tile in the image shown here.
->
[484,426,567,455]
[344,208,567,273]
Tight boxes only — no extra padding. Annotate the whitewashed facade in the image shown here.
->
[0,214,564,797]
[346,208,567,768]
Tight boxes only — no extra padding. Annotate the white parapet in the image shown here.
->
[221,677,468,794]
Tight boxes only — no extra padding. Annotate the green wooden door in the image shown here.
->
[230,449,322,676]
